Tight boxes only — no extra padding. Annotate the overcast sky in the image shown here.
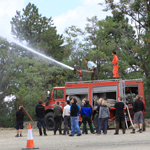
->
[0,0,111,39]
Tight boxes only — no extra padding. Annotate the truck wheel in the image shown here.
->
[45,112,54,130]
[93,113,99,130]
[70,95,82,107]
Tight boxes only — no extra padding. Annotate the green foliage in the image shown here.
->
[64,15,141,80]
[103,0,150,116]
[0,2,70,127]
[11,2,64,61]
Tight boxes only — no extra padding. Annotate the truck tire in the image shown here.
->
[93,113,99,130]
[70,95,82,107]
[45,112,54,130]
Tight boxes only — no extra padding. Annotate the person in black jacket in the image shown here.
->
[36,100,47,136]
[131,95,145,133]
[69,98,81,136]
[114,96,125,135]
[15,106,25,137]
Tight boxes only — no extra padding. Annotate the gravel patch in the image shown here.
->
[0,127,150,150]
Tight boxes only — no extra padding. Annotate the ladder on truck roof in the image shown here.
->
[65,78,143,85]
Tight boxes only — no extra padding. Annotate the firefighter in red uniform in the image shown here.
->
[112,51,119,79]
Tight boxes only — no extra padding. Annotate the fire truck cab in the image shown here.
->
[43,79,145,130]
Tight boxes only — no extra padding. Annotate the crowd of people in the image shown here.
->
[15,95,145,137]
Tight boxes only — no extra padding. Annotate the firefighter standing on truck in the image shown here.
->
[85,59,98,80]
[112,51,119,79]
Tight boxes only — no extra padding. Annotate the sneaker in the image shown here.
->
[20,134,23,137]
[114,133,118,135]
[15,134,19,137]
[131,129,135,134]
[139,129,142,133]
[76,134,82,136]
[69,134,74,136]
[44,134,47,136]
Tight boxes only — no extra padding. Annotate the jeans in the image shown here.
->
[37,118,46,129]
[100,118,108,134]
[98,118,108,134]
[70,116,81,135]
[97,118,105,134]
[63,116,71,134]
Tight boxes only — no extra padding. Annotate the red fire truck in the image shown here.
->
[43,79,145,130]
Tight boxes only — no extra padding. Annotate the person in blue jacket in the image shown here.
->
[81,100,95,134]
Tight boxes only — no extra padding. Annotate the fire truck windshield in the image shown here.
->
[53,89,64,99]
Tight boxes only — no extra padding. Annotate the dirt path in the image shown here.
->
[0,128,150,150]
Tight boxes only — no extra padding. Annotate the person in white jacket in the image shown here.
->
[62,101,71,135]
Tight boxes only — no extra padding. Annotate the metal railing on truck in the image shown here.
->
[65,79,143,85]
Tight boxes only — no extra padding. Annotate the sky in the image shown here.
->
[0,0,111,39]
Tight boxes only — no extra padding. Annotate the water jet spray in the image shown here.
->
[11,38,74,71]
[10,38,89,80]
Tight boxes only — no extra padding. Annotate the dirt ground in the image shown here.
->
[0,127,150,150]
